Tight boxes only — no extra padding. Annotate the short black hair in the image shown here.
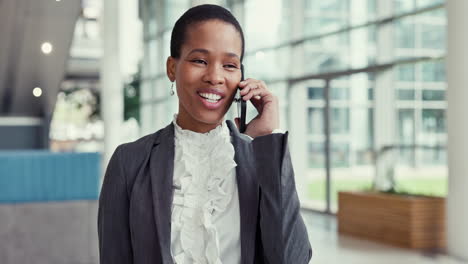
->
[170,4,245,61]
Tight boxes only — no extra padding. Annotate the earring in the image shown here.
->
[170,82,175,96]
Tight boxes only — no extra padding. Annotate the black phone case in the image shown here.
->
[239,65,247,133]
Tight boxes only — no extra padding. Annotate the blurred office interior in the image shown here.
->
[0,0,467,263]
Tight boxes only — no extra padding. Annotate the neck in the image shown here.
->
[176,114,223,134]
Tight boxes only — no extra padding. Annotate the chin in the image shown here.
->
[195,111,225,125]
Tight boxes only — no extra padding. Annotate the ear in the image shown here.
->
[166,56,177,82]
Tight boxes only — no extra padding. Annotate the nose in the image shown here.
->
[202,64,224,85]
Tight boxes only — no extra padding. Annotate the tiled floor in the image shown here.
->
[302,211,467,264]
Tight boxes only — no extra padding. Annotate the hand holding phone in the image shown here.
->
[235,65,279,137]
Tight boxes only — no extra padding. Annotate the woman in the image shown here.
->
[98,4,312,264]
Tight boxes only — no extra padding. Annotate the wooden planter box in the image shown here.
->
[337,191,446,249]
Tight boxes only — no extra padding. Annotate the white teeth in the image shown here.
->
[199,92,221,101]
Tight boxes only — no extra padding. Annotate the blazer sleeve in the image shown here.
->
[252,132,312,264]
[98,145,134,264]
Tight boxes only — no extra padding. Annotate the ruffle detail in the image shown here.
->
[171,114,237,264]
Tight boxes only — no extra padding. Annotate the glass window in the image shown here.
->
[155,78,168,98]
[303,0,349,37]
[367,0,377,20]
[397,109,415,164]
[396,64,415,82]
[331,87,349,100]
[245,0,286,50]
[420,24,445,50]
[421,61,445,82]
[422,90,445,101]
[396,19,415,49]
[422,109,445,133]
[140,103,154,135]
[162,31,172,70]
[140,80,152,101]
[420,7,445,18]
[368,87,374,100]
[304,16,347,36]
[398,109,415,143]
[146,0,157,36]
[138,0,449,213]
[304,0,349,13]
[308,142,325,168]
[420,141,446,165]
[164,0,190,28]
[367,108,374,150]
[307,140,327,210]
[148,39,158,77]
[308,87,324,100]
[331,108,349,134]
[142,44,151,79]
[303,32,350,74]
[331,142,350,167]
[397,89,415,100]
[395,0,416,14]
[417,0,444,8]
[367,25,377,47]
[308,107,324,134]
[244,47,290,81]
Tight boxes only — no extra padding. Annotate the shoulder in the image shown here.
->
[115,124,170,173]
[118,132,157,155]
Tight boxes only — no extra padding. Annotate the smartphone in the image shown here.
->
[238,64,247,133]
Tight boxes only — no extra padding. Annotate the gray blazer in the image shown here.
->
[98,120,312,264]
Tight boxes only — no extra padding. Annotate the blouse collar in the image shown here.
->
[172,114,229,142]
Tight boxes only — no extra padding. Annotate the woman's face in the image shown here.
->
[167,20,243,133]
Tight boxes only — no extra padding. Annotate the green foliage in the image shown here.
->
[308,177,447,203]
[124,67,141,123]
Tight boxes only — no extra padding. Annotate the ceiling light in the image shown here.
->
[41,42,53,54]
[33,87,43,97]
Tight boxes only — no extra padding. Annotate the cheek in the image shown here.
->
[227,74,241,93]
[176,63,197,82]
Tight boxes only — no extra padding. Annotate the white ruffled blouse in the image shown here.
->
[170,115,241,264]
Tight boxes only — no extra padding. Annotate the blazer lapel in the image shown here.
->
[226,120,259,264]
[149,123,175,264]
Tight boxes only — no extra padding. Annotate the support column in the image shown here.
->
[101,0,124,168]
[288,0,308,203]
[447,0,468,261]
[373,0,396,191]
[349,0,369,168]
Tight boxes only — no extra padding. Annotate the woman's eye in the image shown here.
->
[224,64,238,69]
[191,59,207,65]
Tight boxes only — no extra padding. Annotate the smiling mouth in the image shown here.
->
[197,92,222,103]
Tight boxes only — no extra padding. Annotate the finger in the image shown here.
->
[242,87,270,101]
[238,78,255,88]
[240,82,260,96]
[250,95,264,112]
[234,117,240,129]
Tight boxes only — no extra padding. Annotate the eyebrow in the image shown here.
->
[188,48,240,60]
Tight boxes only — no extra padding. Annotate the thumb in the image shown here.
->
[234,117,240,129]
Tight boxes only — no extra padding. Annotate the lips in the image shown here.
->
[197,91,225,110]
[198,92,222,102]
